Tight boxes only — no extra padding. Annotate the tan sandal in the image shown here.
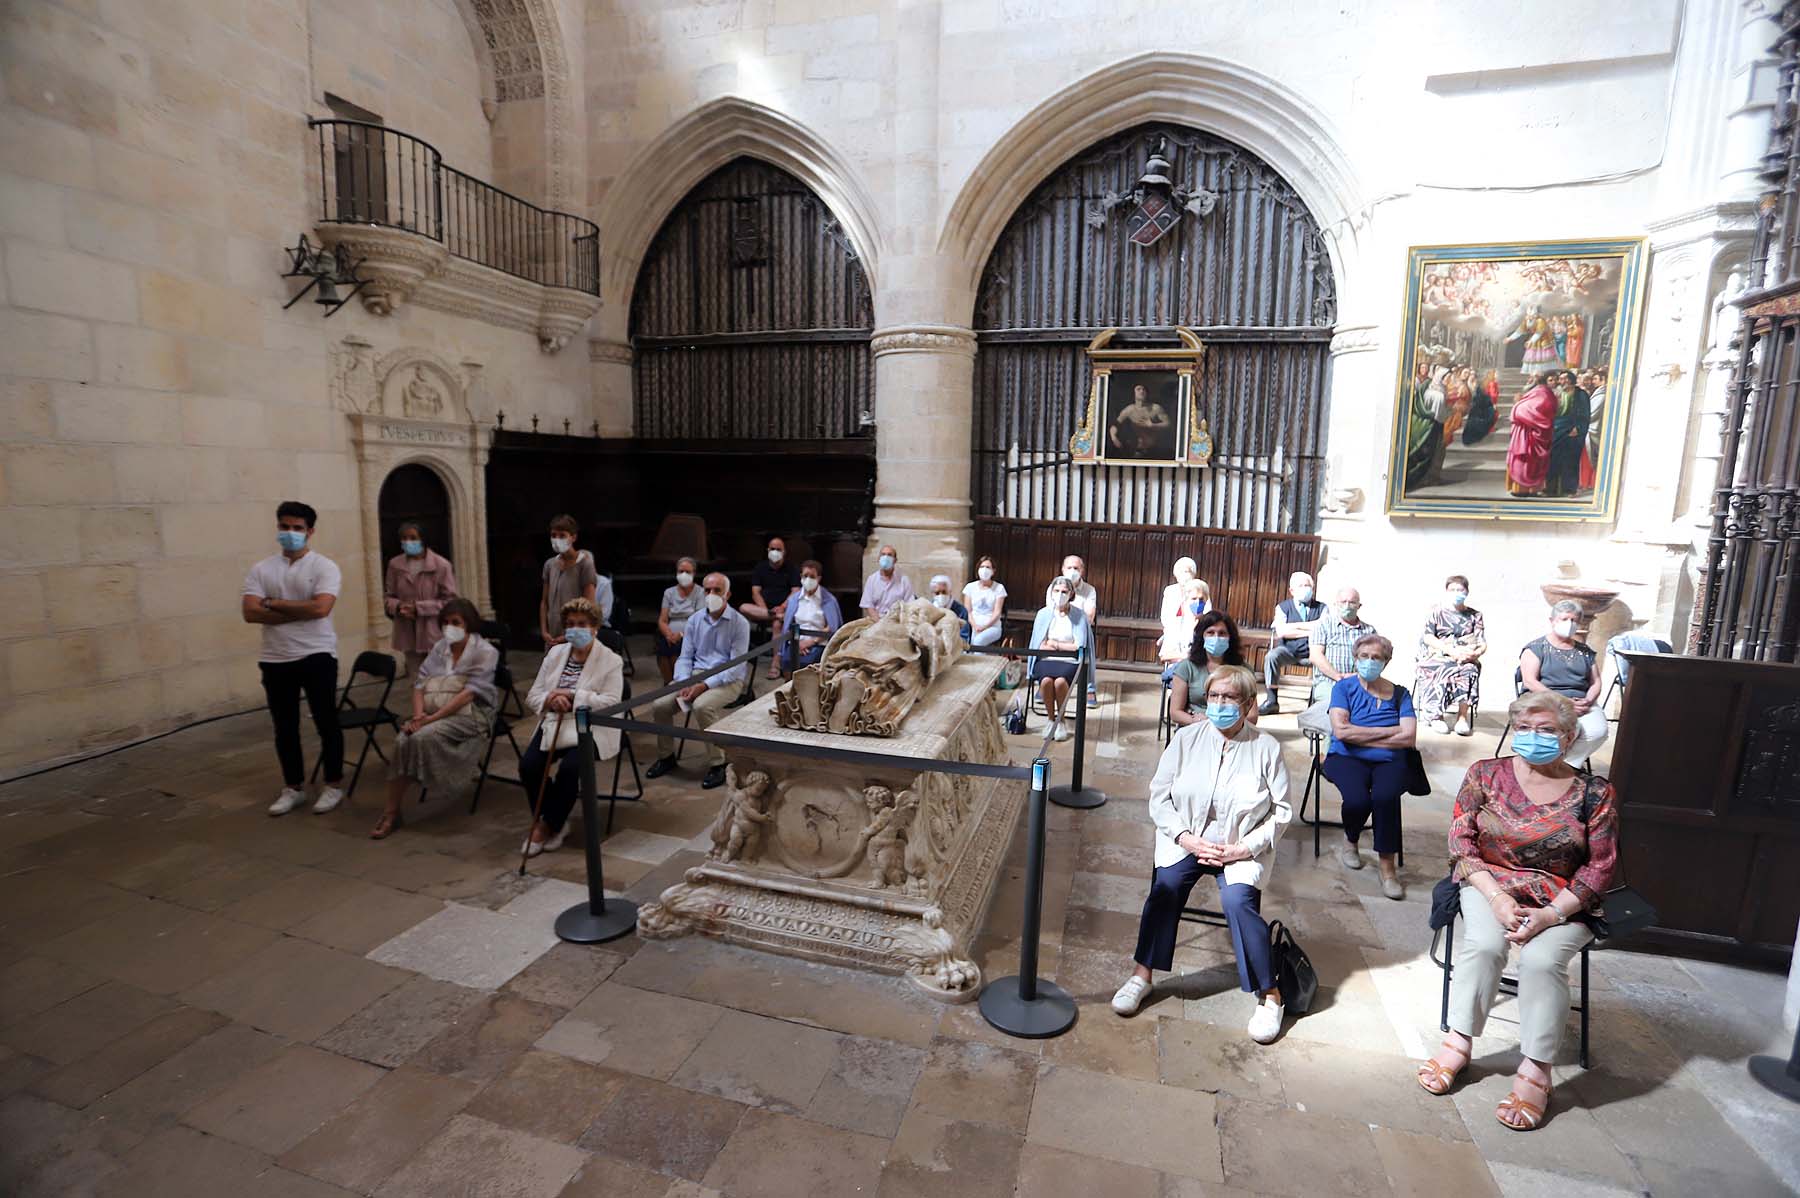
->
[369,810,403,840]
[1416,1038,1470,1095]
[1496,1071,1551,1130]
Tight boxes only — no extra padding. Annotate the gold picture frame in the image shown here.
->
[1069,327,1210,467]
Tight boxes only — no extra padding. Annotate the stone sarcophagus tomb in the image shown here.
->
[636,602,1022,999]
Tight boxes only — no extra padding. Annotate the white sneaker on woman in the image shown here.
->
[1247,996,1285,1044]
[1428,718,1451,735]
[312,786,345,814]
[268,787,306,817]
[1052,719,1069,742]
[1111,976,1152,1016]
[1453,717,1472,736]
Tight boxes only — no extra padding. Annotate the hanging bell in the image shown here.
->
[314,276,342,307]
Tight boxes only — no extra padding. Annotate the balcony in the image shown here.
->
[306,118,601,352]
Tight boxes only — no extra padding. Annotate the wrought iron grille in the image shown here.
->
[308,118,599,295]
[1695,4,1800,662]
[971,123,1336,533]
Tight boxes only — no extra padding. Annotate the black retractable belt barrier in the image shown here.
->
[1047,658,1106,810]
[552,708,638,944]
[978,757,1076,1039]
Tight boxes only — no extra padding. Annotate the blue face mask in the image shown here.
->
[1511,729,1563,764]
[1448,591,1467,608]
[277,529,308,552]
[1297,587,1314,603]
[1189,599,1204,615]
[879,554,895,571]
[1206,701,1241,730]
[564,627,594,650]
[1355,658,1384,681]
[1202,635,1229,657]
[401,540,423,557]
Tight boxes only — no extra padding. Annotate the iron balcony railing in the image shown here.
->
[307,118,599,296]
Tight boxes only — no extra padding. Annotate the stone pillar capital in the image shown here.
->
[871,324,977,358]
[1328,323,1380,357]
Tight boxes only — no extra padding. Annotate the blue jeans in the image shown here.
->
[1132,857,1275,993]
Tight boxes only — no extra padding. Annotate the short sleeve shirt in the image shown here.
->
[542,551,598,637]
[662,583,703,634]
[860,570,916,616]
[1327,676,1415,761]
[1171,658,1212,715]
[962,581,1007,626]
[243,552,342,663]
[751,560,799,609]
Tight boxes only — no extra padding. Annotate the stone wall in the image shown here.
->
[0,0,595,776]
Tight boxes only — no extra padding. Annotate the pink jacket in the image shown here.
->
[384,549,458,653]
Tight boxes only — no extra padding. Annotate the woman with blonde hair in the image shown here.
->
[1417,690,1618,1132]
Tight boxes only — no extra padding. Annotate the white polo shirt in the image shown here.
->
[243,551,342,663]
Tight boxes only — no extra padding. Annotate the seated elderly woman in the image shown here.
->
[1156,558,1210,681]
[927,574,972,645]
[1417,690,1618,1132]
[775,559,843,675]
[519,597,623,856]
[1168,610,1249,729]
[1111,665,1292,1043]
[1414,573,1486,736]
[1320,633,1416,899]
[370,598,497,840]
[1521,599,1607,767]
[1029,575,1090,743]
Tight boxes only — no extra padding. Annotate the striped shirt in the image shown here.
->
[1313,614,1379,680]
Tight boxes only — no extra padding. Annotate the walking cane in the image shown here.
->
[519,710,567,877]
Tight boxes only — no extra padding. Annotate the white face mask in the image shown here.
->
[977,566,993,582]
[801,576,819,593]
[550,536,571,554]
[676,570,694,587]
[705,593,726,614]
[1063,567,1081,584]
[1054,591,1071,609]
[442,624,467,645]
[767,548,784,564]
[932,593,950,608]
[1553,618,1576,639]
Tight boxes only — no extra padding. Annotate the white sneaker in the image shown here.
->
[312,786,345,814]
[1453,717,1473,737]
[1338,841,1363,870]
[268,787,306,817]
[1111,976,1152,1016]
[1051,719,1069,742]
[1247,996,1285,1044]
[1428,718,1451,735]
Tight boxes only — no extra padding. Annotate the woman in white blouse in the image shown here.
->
[961,555,1007,646]
[1111,665,1293,1043]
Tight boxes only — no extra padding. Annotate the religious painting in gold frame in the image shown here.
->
[1068,327,1211,467]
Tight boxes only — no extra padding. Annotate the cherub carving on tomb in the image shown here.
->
[861,784,927,892]
[774,599,965,735]
[706,767,773,863]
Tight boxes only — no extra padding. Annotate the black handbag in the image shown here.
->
[1268,920,1318,1014]
[1402,747,1432,797]
[1428,872,1461,930]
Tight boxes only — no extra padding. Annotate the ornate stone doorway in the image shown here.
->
[377,463,453,567]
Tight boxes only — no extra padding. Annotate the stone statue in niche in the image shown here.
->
[403,365,444,418]
[706,767,773,863]
[773,600,965,735]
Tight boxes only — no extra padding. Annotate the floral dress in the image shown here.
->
[1413,605,1484,720]
[1448,757,1618,911]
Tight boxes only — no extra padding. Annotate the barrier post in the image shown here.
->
[979,757,1076,1038]
[1750,1019,1800,1102]
[1048,658,1106,810]
[553,708,638,944]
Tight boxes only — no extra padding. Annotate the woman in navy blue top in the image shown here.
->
[1321,632,1417,899]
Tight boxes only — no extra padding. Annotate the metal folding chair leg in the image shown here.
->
[1434,912,1592,1068]
[601,738,647,837]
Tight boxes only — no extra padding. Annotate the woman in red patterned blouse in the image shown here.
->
[1416,691,1618,1131]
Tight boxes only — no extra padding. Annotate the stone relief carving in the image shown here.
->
[402,365,444,418]
[330,336,376,413]
[373,349,472,423]
[870,326,978,358]
[706,767,774,863]
[773,600,966,735]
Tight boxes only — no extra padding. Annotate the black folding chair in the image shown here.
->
[608,595,635,678]
[480,620,529,719]
[1431,906,1592,1069]
[598,676,646,835]
[1158,675,1174,744]
[1494,667,1527,756]
[1298,729,1404,868]
[470,662,528,812]
[310,651,399,799]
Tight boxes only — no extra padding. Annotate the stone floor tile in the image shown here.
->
[85,1021,286,1136]
[1217,1096,1389,1197]
[910,1035,1039,1133]
[670,1009,842,1113]
[557,1154,680,1198]
[1568,1069,1776,1176]
[1481,1162,1645,1197]
[501,942,627,1010]
[1156,1018,1285,1103]
[367,901,559,991]
[373,1113,588,1198]
[411,993,563,1084]
[933,999,1044,1055]
[179,935,409,1041]
[1445,1070,1639,1186]
[1027,1063,1219,1179]
[535,981,725,1080]
[1011,1142,1162,1198]
[66,907,283,996]
[879,1107,1023,1198]
[92,1124,271,1198]
[1061,904,1146,954]
[163,855,306,913]
[0,979,176,1065]
[1067,869,1147,915]
[1040,1001,1160,1081]
[0,871,150,951]
[1255,984,1407,1053]
[277,1067,480,1193]
[463,1049,628,1143]
[219,868,376,931]
[100,839,249,898]
[581,1076,747,1182]
[803,1034,926,1138]
[315,974,488,1067]
[702,1107,888,1198]
[1629,1155,1795,1197]
[0,1046,54,1099]
[247,1165,363,1197]
[182,1043,384,1155]
[1369,1126,1500,1198]
[1273,1038,1468,1140]
[0,955,105,1026]
[288,885,445,954]
[495,877,598,925]
[602,828,690,864]
[30,1006,226,1109]
[0,1091,98,1194]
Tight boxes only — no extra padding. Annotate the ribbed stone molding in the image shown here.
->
[871,325,977,357]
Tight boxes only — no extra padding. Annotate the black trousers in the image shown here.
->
[259,653,343,787]
[1320,753,1406,854]
[1132,858,1276,994]
[519,741,583,834]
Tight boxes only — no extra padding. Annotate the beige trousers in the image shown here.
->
[1448,884,1592,1062]
[651,676,746,767]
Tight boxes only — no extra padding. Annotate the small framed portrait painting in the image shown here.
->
[1069,328,1211,468]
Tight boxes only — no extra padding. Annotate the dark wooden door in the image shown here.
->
[1610,652,1800,961]
[377,463,451,565]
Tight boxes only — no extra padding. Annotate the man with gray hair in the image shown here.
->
[1311,586,1377,704]
[1260,571,1325,715]
[646,572,750,790]
[1521,599,1608,766]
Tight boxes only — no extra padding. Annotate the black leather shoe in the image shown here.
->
[644,755,679,780]
[702,765,727,789]
[1257,697,1280,716]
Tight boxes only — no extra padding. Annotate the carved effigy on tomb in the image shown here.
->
[638,600,1020,1000]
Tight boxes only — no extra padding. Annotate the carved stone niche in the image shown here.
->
[638,651,1021,1001]
[332,338,496,635]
